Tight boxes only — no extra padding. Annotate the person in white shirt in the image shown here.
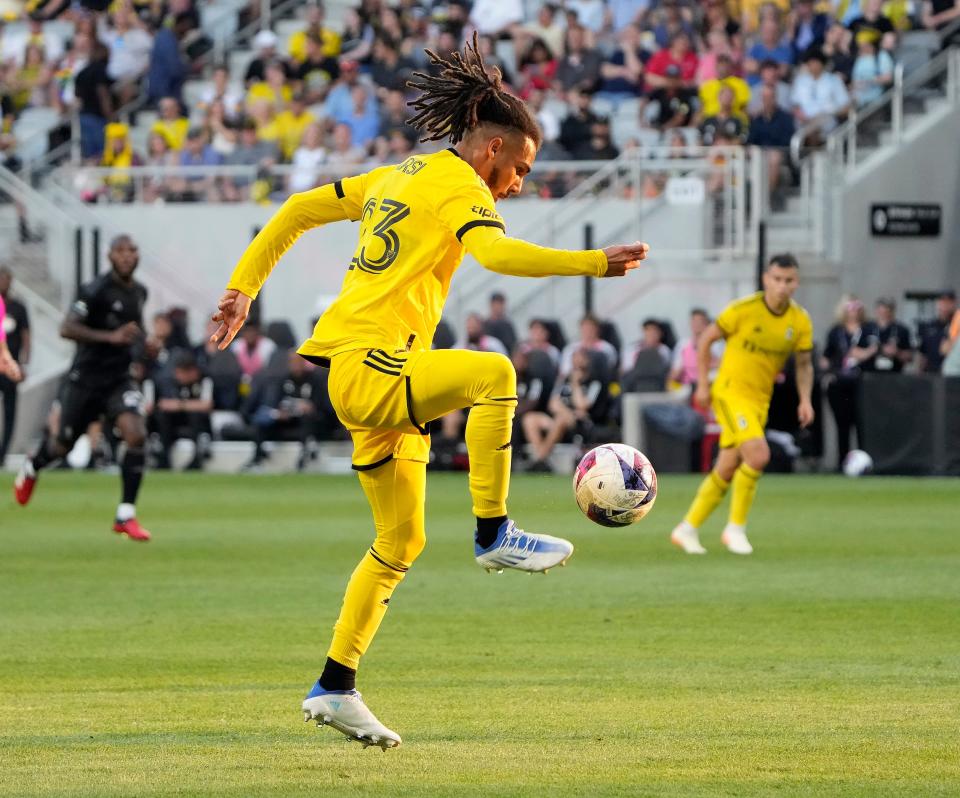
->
[791,47,850,141]
[105,6,153,84]
[199,64,244,121]
[288,121,327,193]
[560,316,619,376]
[468,0,524,37]
[567,0,608,33]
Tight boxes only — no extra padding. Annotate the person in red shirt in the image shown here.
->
[646,32,699,91]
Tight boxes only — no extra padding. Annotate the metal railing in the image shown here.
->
[49,158,676,205]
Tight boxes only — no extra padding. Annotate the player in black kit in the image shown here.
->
[14,235,154,541]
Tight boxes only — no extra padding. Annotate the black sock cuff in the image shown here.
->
[319,657,357,692]
[475,514,508,549]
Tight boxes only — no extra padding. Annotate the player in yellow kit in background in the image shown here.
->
[209,34,650,749]
[671,254,815,556]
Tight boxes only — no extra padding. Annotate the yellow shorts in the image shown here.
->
[713,391,769,449]
[325,348,431,470]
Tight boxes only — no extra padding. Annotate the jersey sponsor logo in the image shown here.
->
[740,338,791,357]
[395,156,427,175]
[470,205,501,220]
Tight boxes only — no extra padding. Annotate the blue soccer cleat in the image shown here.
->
[474,519,574,574]
[302,681,401,750]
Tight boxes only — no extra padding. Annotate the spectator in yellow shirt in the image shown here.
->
[246,61,293,112]
[150,96,189,150]
[287,4,341,64]
[261,93,316,161]
[699,53,751,121]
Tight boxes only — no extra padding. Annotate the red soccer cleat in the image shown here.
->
[13,466,37,506]
[113,518,152,542]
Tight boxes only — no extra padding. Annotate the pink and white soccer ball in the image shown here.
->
[573,443,658,527]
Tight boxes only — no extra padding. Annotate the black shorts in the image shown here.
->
[57,373,145,444]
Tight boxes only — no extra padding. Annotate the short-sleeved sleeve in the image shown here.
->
[70,282,96,320]
[435,179,505,243]
[795,309,814,352]
[715,301,741,337]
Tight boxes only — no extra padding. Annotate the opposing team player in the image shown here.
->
[211,35,649,749]
[14,235,153,541]
[671,254,814,556]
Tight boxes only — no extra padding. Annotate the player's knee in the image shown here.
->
[123,429,147,449]
[743,443,770,471]
[398,526,427,566]
[481,352,516,397]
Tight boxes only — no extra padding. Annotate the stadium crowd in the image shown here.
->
[5,282,951,474]
[2,0,954,205]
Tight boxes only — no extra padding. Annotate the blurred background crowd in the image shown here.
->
[1,0,956,205]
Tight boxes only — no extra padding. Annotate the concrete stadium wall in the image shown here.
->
[838,108,960,306]
[87,197,727,344]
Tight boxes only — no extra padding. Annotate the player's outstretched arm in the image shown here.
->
[212,173,381,349]
[461,224,649,279]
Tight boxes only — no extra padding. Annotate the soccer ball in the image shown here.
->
[842,449,874,477]
[573,444,658,527]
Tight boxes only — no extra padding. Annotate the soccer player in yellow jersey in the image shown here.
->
[671,254,815,556]
[209,35,650,749]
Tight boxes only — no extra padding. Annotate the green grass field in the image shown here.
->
[1,472,958,797]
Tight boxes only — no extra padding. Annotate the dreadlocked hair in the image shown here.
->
[406,31,542,147]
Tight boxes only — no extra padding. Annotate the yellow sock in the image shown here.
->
[684,470,730,528]
[729,464,762,527]
[327,459,426,670]
[465,398,515,518]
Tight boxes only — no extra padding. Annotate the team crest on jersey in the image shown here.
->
[785,327,794,340]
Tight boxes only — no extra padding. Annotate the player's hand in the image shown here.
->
[602,241,650,277]
[798,399,815,429]
[694,383,711,410]
[110,321,142,347]
[211,289,252,350]
[0,352,22,382]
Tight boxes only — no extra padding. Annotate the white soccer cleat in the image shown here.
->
[670,521,707,554]
[474,519,573,574]
[302,683,401,750]
[721,523,754,555]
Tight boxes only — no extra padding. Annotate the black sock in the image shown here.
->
[475,515,508,549]
[319,657,356,692]
[31,433,57,470]
[121,448,145,505]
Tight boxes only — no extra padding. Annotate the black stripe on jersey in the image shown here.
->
[334,179,345,199]
[455,219,505,242]
[369,546,408,572]
[367,352,406,371]
[352,454,394,472]
[362,360,402,377]
[405,376,428,435]
[370,349,407,364]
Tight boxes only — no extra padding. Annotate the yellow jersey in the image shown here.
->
[714,292,813,399]
[227,148,608,360]
[151,118,189,151]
